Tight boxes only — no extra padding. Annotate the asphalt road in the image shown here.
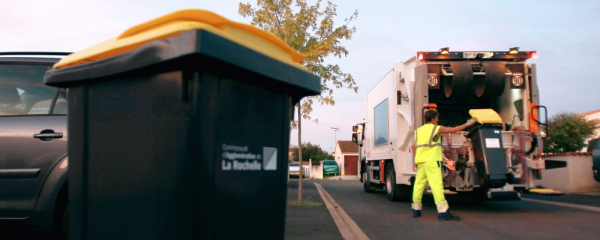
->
[316,179,600,240]
[7,178,599,239]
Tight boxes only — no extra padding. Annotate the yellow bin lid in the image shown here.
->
[54,9,306,69]
[469,109,503,124]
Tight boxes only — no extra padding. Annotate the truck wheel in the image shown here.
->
[363,172,376,193]
[385,166,401,201]
[385,164,412,201]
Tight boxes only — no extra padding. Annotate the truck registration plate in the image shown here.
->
[463,52,494,59]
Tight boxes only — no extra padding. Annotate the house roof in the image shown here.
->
[578,109,600,118]
[337,140,358,153]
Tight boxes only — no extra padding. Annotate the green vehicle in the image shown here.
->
[323,160,339,176]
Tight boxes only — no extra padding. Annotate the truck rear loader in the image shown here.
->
[352,49,562,201]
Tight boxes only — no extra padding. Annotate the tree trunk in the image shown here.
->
[297,105,303,203]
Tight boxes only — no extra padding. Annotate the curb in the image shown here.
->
[314,182,370,240]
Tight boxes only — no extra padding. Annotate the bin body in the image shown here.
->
[45,29,320,239]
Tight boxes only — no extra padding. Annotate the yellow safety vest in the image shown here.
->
[414,123,442,163]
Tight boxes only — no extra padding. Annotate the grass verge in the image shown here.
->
[287,197,323,207]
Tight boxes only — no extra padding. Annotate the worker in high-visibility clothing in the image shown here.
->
[411,109,477,220]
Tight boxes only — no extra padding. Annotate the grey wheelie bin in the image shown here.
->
[44,9,320,240]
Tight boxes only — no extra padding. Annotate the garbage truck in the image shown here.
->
[352,48,562,201]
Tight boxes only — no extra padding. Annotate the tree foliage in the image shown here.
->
[543,111,597,153]
[289,142,333,162]
[239,0,359,123]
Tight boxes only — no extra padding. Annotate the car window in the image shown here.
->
[51,88,67,115]
[323,160,336,165]
[290,163,299,166]
[0,64,56,116]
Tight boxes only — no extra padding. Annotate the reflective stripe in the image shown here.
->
[436,201,449,213]
[416,143,442,148]
[412,202,422,210]
[428,125,439,144]
[415,125,440,149]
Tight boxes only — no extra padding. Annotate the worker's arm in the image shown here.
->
[412,140,417,171]
[438,117,477,134]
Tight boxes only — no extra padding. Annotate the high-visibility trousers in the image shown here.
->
[411,161,449,213]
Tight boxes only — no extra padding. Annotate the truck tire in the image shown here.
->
[363,172,376,193]
[385,164,412,201]
[385,166,401,201]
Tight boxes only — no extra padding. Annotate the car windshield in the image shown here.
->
[290,163,299,166]
[323,160,336,165]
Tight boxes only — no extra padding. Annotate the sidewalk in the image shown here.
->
[285,179,343,240]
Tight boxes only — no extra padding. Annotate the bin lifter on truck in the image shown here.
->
[352,48,565,202]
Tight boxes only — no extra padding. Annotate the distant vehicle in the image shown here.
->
[591,139,600,182]
[289,162,301,178]
[323,160,339,176]
[0,52,70,238]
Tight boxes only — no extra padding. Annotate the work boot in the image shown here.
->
[438,211,460,221]
[412,209,421,217]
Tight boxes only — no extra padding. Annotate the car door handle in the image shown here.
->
[33,129,63,141]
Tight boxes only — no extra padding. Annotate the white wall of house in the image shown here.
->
[334,144,343,174]
[538,154,600,193]
[309,160,323,179]
[334,143,358,176]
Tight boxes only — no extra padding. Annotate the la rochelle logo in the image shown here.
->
[263,147,277,170]
[221,146,278,171]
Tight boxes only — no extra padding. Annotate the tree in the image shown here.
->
[239,0,358,202]
[289,142,333,162]
[543,111,596,153]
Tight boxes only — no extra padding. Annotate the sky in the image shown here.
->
[4,0,600,153]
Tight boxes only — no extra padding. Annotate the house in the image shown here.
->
[579,109,600,137]
[578,109,600,151]
[334,140,359,176]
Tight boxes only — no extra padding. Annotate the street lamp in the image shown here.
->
[331,127,339,152]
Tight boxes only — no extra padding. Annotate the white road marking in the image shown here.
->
[315,183,370,240]
[522,198,600,213]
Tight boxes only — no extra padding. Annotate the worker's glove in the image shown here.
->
[466,118,477,126]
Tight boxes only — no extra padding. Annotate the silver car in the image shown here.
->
[0,52,69,238]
